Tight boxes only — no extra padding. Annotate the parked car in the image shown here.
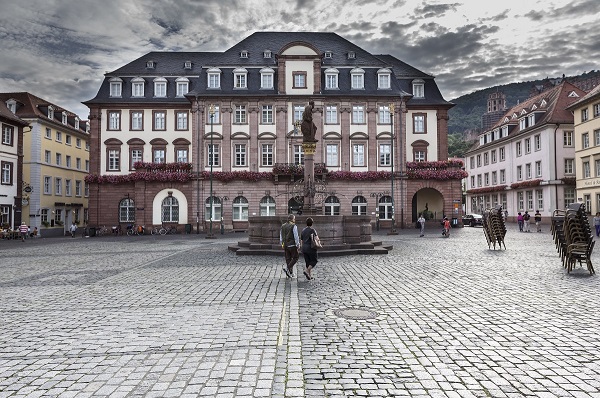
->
[463,214,483,227]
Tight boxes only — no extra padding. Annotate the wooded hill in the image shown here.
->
[446,70,600,158]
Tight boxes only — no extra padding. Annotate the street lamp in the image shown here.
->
[206,104,215,239]
[390,103,397,234]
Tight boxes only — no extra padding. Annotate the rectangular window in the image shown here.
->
[351,73,364,89]
[261,105,273,124]
[0,161,12,185]
[293,145,304,165]
[477,155,481,167]
[56,131,62,142]
[352,105,365,124]
[153,149,165,164]
[352,144,365,166]
[176,81,189,97]
[235,144,246,166]
[66,155,71,168]
[484,173,489,186]
[517,191,524,210]
[500,169,506,183]
[76,138,81,148]
[563,131,573,146]
[261,144,273,167]
[526,163,531,179]
[414,151,426,162]
[65,179,72,196]
[44,176,51,194]
[525,138,531,154]
[596,159,600,177]
[234,105,247,124]
[379,144,391,166]
[85,160,89,171]
[413,114,426,133]
[65,135,71,145]
[154,81,166,97]
[261,73,273,89]
[594,103,600,118]
[325,105,338,124]
[132,81,144,97]
[470,176,475,188]
[56,153,62,166]
[491,150,497,163]
[477,174,482,187]
[45,127,52,139]
[108,150,120,170]
[582,108,589,122]
[75,180,82,197]
[470,157,475,169]
[208,73,220,88]
[325,74,338,89]
[517,165,522,180]
[378,105,390,124]
[499,147,505,161]
[535,161,542,177]
[176,149,188,163]
[378,74,390,89]
[326,144,338,167]
[492,171,497,185]
[583,161,591,178]
[1,125,13,146]
[516,141,522,156]
[235,73,247,88]
[583,132,590,149]
[131,149,142,168]
[293,72,306,88]
[55,177,62,195]
[413,83,424,97]
[534,135,541,151]
[110,81,122,97]
[176,111,188,130]
[208,144,220,166]
[565,158,574,174]
[131,111,143,130]
[520,118,527,130]
[40,208,48,223]
[527,190,534,210]
[76,158,81,170]
[108,111,120,130]
[153,111,166,130]
[293,105,304,122]
[536,190,543,210]
[564,187,575,207]
[45,150,51,163]
[484,152,489,165]
[208,105,220,124]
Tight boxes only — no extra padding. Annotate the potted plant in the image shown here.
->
[41,221,49,227]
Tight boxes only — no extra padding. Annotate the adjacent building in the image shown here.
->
[0,101,29,229]
[566,84,600,212]
[84,32,463,232]
[0,93,90,236]
[465,81,586,219]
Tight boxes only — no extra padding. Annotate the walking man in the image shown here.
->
[534,210,542,232]
[19,222,28,242]
[523,211,531,232]
[417,213,425,237]
[279,214,300,277]
[69,222,78,237]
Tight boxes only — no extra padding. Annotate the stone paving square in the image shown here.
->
[0,225,599,397]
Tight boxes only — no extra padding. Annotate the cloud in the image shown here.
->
[414,3,461,19]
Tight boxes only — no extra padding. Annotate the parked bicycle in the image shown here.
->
[151,224,178,235]
[126,224,145,236]
[96,225,109,236]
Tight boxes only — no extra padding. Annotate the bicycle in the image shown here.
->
[151,225,178,235]
[126,224,145,236]
[96,225,109,236]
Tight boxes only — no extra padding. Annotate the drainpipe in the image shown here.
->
[554,123,560,210]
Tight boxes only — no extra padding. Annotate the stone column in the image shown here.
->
[302,142,317,213]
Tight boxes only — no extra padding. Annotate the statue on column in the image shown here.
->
[301,101,318,142]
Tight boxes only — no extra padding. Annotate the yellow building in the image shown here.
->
[567,84,600,213]
[1,93,89,237]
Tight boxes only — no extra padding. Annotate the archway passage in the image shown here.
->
[412,188,444,222]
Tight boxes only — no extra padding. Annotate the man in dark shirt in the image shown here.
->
[279,214,300,277]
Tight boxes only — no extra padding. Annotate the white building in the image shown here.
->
[465,81,586,220]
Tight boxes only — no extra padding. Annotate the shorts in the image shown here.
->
[303,252,318,267]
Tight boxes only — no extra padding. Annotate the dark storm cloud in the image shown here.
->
[414,3,460,19]
[525,0,600,20]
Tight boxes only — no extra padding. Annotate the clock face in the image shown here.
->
[21,199,29,206]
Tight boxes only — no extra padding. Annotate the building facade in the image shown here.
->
[0,101,29,229]
[465,81,586,219]
[85,32,462,232]
[566,84,600,213]
[0,93,90,236]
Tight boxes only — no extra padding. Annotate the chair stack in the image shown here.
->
[552,203,595,274]
[482,205,507,250]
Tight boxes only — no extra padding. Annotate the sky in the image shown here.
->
[1,0,599,119]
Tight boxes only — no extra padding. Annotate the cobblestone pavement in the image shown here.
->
[0,225,599,397]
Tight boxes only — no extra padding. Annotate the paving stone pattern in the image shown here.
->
[0,226,599,397]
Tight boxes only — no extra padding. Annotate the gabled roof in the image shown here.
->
[566,83,600,110]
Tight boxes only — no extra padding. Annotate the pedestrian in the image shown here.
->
[300,217,318,280]
[279,214,300,278]
[19,222,28,242]
[442,216,451,237]
[517,212,524,231]
[504,209,508,221]
[523,211,531,232]
[417,213,425,237]
[594,212,600,237]
[534,210,542,232]
[69,222,78,237]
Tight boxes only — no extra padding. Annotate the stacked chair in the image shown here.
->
[551,203,595,275]
[482,205,507,250]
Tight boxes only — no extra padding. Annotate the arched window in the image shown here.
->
[378,196,393,220]
[352,196,367,215]
[260,196,276,216]
[119,198,135,222]
[205,196,222,220]
[162,196,179,223]
[324,196,340,216]
[232,196,248,221]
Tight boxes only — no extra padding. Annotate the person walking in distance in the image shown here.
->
[517,212,524,232]
[69,222,78,238]
[19,222,28,242]
[279,214,300,277]
[300,217,319,280]
[442,216,451,237]
[417,213,426,237]
[523,211,531,232]
[594,212,600,237]
[534,210,542,232]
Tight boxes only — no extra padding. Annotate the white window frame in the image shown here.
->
[261,143,274,167]
[234,105,247,124]
[55,177,62,195]
[208,144,220,167]
[565,158,574,174]
[234,68,247,89]
[378,105,390,124]
[131,111,143,130]
[378,71,391,89]
[108,150,119,171]
[260,68,274,89]
[352,143,365,166]
[234,143,247,167]
[351,69,364,89]
[153,77,167,97]
[261,105,273,124]
[326,144,338,167]
[208,71,221,89]
[176,78,189,97]
[325,105,337,124]
[131,78,145,97]
[379,143,391,166]
[176,111,188,130]
[325,68,339,89]
[352,105,365,124]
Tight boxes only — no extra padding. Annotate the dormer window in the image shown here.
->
[240,50,248,58]
[109,77,123,97]
[377,68,391,89]
[48,106,54,120]
[325,68,339,89]
[412,79,425,98]
[146,61,155,69]
[233,67,248,89]
[528,113,535,126]
[75,117,80,130]
[324,51,333,59]
[260,67,274,89]
[153,77,167,97]
[263,50,271,58]
[347,51,355,59]
[131,77,145,97]
[62,112,68,125]
[184,61,192,69]
[568,91,580,98]
[5,99,16,114]
[207,68,221,89]
[350,68,364,89]
[519,118,527,130]
[502,125,508,137]
[176,77,189,97]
